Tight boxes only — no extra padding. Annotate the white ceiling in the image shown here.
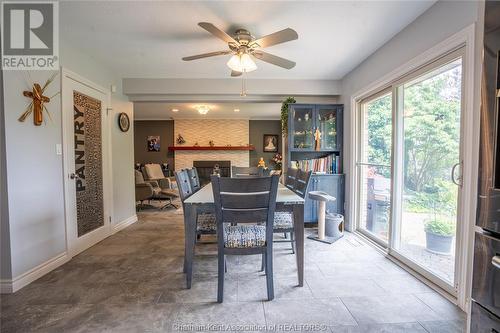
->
[60,1,435,80]
[134,102,283,120]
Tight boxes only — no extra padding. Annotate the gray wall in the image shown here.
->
[1,39,135,282]
[0,57,12,281]
[249,120,282,168]
[134,120,174,169]
[339,0,482,231]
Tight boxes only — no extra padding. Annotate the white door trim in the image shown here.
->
[347,24,478,311]
[61,68,113,257]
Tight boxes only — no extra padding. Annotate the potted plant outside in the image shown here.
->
[424,218,455,254]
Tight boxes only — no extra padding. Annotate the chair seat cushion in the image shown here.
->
[197,213,216,232]
[224,224,266,248]
[273,212,293,230]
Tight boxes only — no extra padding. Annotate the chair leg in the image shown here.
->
[217,253,225,303]
[224,257,228,273]
[283,232,287,239]
[290,231,295,254]
[260,253,266,272]
[265,248,274,301]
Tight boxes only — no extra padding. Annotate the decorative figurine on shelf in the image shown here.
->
[314,128,322,151]
[304,113,310,122]
[209,140,215,147]
[258,157,266,168]
[176,134,186,145]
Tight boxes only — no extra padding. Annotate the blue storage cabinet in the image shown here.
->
[287,104,345,224]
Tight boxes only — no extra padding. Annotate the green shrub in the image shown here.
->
[424,219,455,236]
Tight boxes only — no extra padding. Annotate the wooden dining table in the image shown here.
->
[183,182,305,289]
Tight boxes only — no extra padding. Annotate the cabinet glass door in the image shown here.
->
[317,106,338,150]
[291,106,315,150]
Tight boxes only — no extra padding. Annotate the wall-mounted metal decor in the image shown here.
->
[73,91,104,237]
[118,112,130,132]
[19,73,58,126]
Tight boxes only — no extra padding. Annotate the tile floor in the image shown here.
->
[0,204,466,332]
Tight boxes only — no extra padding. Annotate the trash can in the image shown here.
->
[325,213,344,239]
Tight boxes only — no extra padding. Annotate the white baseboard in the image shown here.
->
[0,252,69,294]
[113,214,138,233]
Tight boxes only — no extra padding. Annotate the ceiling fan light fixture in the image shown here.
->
[195,105,210,115]
[227,53,257,73]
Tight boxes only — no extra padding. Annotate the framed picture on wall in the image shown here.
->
[147,136,160,152]
[263,134,279,153]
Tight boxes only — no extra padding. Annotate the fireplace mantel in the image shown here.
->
[169,145,254,151]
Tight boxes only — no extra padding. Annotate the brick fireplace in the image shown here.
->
[193,160,231,185]
[174,119,250,170]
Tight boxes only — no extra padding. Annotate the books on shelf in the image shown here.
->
[291,154,341,174]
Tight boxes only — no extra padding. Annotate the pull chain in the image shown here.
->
[240,70,247,97]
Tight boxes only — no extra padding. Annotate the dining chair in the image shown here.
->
[285,168,298,189]
[231,166,262,178]
[263,169,311,273]
[175,169,216,241]
[211,174,279,302]
[187,167,201,192]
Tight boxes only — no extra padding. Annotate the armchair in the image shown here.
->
[143,163,176,190]
[135,170,178,210]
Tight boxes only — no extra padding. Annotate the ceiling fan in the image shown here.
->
[182,22,298,77]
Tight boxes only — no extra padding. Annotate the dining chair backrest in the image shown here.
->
[293,169,313,199]
[285,168,298,189]
[174,169,193,203]
[187,167,201,193]
[211,174,279,228]
[231,166,262,178]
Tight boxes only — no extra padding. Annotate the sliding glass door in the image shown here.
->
[393,57,463,287]
[357,92,392,245]
[356,49,464,292]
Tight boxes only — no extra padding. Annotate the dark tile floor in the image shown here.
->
[0,204,466,332]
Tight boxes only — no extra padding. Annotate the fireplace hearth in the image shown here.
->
[193,160,231,185]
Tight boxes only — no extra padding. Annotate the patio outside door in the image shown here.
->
[62,70,111,256]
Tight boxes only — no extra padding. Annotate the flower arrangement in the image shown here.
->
[272,153,283,170]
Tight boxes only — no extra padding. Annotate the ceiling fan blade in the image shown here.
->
[231,70,242,77]
[198,22,239,45]
[252,51,296,69]
[182,50,232,61]
[250,28,298,48]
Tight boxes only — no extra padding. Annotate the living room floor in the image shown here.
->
[1,203,466,333]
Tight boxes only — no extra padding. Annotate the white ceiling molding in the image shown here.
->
[123,78,340,102]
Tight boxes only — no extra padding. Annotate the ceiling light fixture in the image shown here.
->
[234,108,240,112]
[172,108,179,112]
[195,105,210,115]
[227,53,257,73]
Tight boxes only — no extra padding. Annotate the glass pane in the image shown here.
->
[292,107,314,149]
[365,94,392,165]
[318,107,337,150]
[73,90,104,237]
[397,58,462,285]
[358,93,392,243]
[359,165,391,242]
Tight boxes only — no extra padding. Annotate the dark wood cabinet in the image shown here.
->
[287,104,345,224]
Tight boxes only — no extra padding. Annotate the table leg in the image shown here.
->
[293,203,304,287]
[184,204,197,289]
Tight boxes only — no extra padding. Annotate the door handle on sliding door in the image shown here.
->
[451,162,462,187]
